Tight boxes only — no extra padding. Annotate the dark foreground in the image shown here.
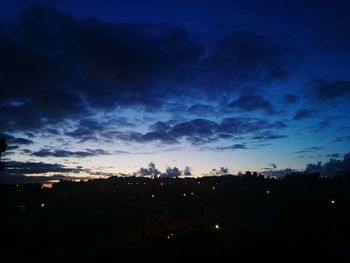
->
[1,172,350,262]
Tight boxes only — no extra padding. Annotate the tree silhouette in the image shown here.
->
[0,137,6,171]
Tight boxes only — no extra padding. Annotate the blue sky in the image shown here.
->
[0,0,350,182]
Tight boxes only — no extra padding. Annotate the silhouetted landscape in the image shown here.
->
[1,1,350,262]
[1,171,350,262]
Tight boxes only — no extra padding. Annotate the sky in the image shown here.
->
[0,0,350,182]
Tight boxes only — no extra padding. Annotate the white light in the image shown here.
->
[215,224,220,230]
[212,186,215,190]
[190,192,194,196]
[266,190,270,194]
[151,194,155,198]
[331,200,335,204]
[41,203,46,208]
[183,193,186,197]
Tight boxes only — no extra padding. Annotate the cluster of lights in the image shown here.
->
[166,233,174,240]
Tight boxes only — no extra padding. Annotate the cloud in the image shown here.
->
[261,168,296,178]
[200,32,300,89]
[251,131,288,141]
[188,104,216,116]
[228,95,275,114]
[135,162,160,177]
[213,144,247,151]
[326,153,340,158]
[209,167,230,176]
[161,166,182,177]
[306,78,350,101]
[284,94,299,104]
[31,148,110,158]
[293,109,313,120]
[294,146,323,154]
[86,117,287,148]
[183,166,192,176]
[305,152,350,176]
[332,135,350,142]
[4,160,82,175]
[1,134,34,146]
[0,5,204,133]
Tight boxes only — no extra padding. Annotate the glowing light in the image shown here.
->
[151,194,155,198]
[214,224,220,230]
[190,192,194,196]
[41,183,53,189]
[41,203,46,208]
[183,193,186,197]
[212,186,215,190]
[266,190,270,194]
[166,235,170,239]
[197,182,201,184]
[331,200,335,204]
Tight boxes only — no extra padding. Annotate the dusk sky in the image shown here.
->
[1,0,350,182]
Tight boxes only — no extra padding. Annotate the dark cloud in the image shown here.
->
[200,32,300,89]
[261,168,296,178]
[306,79,350,101]
[4,160,82,175]
[1,134,34,145]
[213,144,247,151]
[305,152,350,176]
[188,104,216,116]
[0,5,204,133]
[161,166,181,177]
[332,135,350,143]
[183,166,192,176]
[251,131,288,141]
[326,153,340,158]
[228,95,275,114]
[93,117,287,147]
[31,148,110,158]
[210,167,229,176]
[284,94,299,104]
[293,109,313,120]
[135,162,160,177]
[294,146,323,154]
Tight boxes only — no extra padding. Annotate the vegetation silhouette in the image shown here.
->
[1,169,350,263]
[0,137,6,171]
